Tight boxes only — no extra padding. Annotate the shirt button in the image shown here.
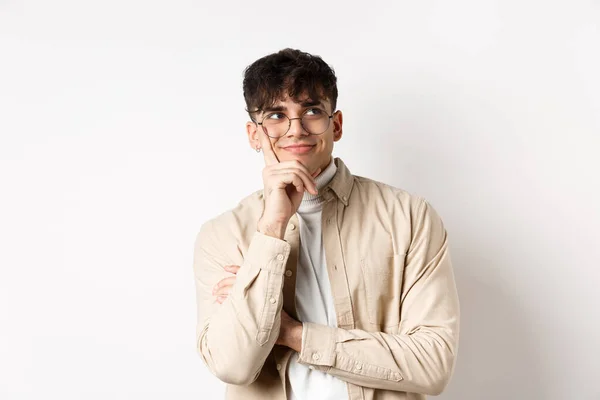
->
[312,353,320,361]
[393,372,401,380]
[269,297,276,304]
[308,366,315,370]
[285,270,292,277]
[342,196,348,201]
[276,254,284,261]
[276,364,282,371]
[355,363,362,370]
[289,223,296,230]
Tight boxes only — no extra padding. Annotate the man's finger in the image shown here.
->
[272,161,320,189]
[213,276,236,294]
[274,161,316,183]
[272,172,308,194]
[215,276,237,286]
[214,286,231,297]
[257,127,279,166]
[224,265,240,274]
[271,170,317,195]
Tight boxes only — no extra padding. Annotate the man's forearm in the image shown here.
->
[276,312,303,352]
[257,217,287,240]
[195,226,291,385]
[296,321,457,395]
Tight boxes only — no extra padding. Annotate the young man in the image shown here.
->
[193,49,460,400]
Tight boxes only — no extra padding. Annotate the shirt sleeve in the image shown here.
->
[296,199,460,396]
[193,222,291,385]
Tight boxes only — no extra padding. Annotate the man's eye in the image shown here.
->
[266,113,285,120]
[305,108,323,116]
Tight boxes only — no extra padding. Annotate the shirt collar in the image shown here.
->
[323,157,354,206]
[299,157,337,211]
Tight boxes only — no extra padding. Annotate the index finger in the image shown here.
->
[257,126,279,166]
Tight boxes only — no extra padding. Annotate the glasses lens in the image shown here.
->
[301,108,330,135]
[262,113,289,138]
[261,109,331,137]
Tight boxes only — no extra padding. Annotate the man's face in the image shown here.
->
[246,96,343,175]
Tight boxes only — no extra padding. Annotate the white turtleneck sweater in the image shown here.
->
[287,157,349,400]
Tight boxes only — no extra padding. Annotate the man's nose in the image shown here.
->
[286,117,310,137]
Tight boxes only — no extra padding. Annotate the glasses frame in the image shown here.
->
[254,108,335,138]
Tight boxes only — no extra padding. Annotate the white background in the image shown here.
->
[1,1,599,399]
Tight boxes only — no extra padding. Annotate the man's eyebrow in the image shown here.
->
[300,100,323,107]
[262,100,323,113]
[263,105,287,112]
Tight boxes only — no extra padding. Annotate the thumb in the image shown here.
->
[224,265,240,274]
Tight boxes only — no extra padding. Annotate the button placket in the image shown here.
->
[282,221,300,321]
[322,198,356,330]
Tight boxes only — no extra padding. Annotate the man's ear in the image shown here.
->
[332,110,343,142]
[246,120,259,150]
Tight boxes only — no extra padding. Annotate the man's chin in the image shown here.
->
[275,153,323,175]
[279,153,313,164]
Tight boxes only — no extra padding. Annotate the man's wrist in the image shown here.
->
[283,323,303,353]
[257,219,287,239]
[292,323,304,353]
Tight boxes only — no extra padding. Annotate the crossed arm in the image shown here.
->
[193,200,460,395]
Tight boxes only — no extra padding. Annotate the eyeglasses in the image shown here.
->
[255,108,334,138]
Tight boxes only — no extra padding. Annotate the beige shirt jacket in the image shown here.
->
[193,157,460,400]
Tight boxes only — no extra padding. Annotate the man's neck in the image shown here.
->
[315,156,333,178]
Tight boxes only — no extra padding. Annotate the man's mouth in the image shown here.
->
[281,144,315,154]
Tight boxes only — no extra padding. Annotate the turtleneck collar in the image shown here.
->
[297,157,337,213]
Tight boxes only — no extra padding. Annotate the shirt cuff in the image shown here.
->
[245,231,291,275]
[297,322,337,367]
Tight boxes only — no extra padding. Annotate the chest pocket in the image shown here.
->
[360,253,405,328]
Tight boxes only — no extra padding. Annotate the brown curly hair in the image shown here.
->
[242,48,338,120]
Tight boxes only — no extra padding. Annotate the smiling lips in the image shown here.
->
[282,144,315,154]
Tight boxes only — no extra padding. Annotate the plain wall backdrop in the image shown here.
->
[1,1,599,399]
